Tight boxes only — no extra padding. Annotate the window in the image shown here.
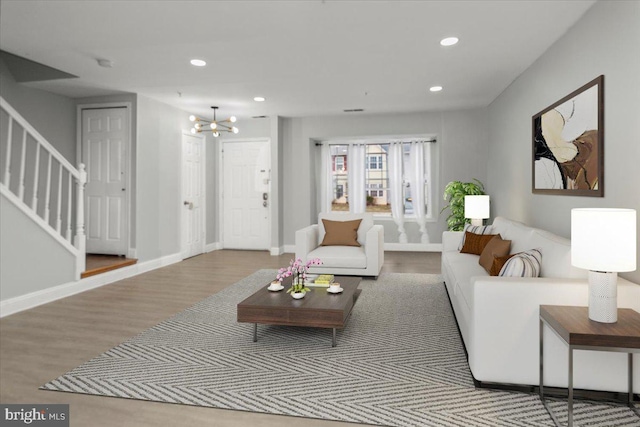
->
[324,137,436,219]
[329,145,349,212]
[364,145,389,212]
[367,155,382,170]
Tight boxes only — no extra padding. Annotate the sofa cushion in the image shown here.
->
[499,249,542,277]
[491,217,535,253]
[461,232,498,255]
[318,213,373,246]
[308,245,367,269]
[320,219,361,246]
[529,229,586,279]
[443,250,487,309]
[479,235,511,273]
[458,223,494,250]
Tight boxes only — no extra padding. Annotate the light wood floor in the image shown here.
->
[0,250,441,427]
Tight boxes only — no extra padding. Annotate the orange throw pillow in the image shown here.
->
[320,219,362,247]
[460,231,497,255]
[479,235,512,273]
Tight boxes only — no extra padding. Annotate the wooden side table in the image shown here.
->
[539,305,640,427]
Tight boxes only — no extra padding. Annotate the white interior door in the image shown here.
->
[223,139,270,250]
[181,132,205,259]
[82,107,128,255]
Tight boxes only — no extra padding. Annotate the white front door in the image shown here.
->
[223,139,270,250]
[82,107,128,255]
[181,132,205,259]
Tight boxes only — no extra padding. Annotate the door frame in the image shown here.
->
[76,102,133,258]
[218,137,272,250]
[180,130,206,259]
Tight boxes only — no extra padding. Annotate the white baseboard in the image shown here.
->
[283,245,295,254]
[0,252,182,318]
[384,243,443,252]
[270,246,285,256]
[205,242,222,253]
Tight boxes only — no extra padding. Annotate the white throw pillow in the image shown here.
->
[499,248,542,278]
[458,223,493,251]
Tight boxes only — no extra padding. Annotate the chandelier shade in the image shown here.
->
[189,106,238,137]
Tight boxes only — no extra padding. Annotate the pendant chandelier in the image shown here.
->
[189,106,238,137]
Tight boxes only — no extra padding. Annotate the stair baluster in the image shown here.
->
[31,142,40,211]
[1,97,87,280]
[3,116,12,186]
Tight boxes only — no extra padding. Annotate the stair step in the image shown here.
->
[81,256,137,279]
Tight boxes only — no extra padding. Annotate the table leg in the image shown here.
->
[568,346,574,427]
[253,323,257,342]
[630,353,640,417]
[332,328,336,347]
[540,318,544,400]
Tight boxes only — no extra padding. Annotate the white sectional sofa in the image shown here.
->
[442,216,640,392]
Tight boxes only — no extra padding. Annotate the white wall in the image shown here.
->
[0,58,76,162]
[487,0,640,284]
[279,109,489,246]
[135,95,193,262]
[1,195,75,300]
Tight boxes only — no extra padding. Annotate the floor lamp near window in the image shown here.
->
[571,208,637,323]
[465,195,490,226]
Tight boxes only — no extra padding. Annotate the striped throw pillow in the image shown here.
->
[458,223,493,251]
[499,249,542,278]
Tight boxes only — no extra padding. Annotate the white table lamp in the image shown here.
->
[465,195,490,226]
[571,208,637,323]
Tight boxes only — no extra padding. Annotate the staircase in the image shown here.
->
[0,96,87,279]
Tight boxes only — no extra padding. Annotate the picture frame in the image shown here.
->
[532,75,604,196]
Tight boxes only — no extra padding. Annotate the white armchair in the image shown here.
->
[295,212,384,278]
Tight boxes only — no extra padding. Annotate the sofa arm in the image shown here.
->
[365,224,384,273]
[469,276,640,389]
[295,225,319,261]
[442,231,463,252]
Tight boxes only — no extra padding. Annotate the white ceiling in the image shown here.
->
[0,1,595,120]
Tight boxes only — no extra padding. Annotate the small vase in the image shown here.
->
[291,291,305,299]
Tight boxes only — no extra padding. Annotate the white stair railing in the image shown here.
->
[0,97,87,279]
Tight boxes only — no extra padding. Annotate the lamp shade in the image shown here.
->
[464,195,490,219]
[571,208,637,272]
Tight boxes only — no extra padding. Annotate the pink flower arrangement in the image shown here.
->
[277,258,322,285]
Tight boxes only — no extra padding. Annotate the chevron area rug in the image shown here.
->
[42,271,639,426]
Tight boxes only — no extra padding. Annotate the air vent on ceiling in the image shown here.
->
[252,115,268,119]
[343,109,364,113]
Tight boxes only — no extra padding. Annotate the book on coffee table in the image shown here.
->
[309,274,334,287]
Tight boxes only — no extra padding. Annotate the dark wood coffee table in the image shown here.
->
[237,276,362,347]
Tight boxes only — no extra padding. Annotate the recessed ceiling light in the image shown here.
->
[440,37,459,47]
[190,59,206,67]
[97,58,114,68]
[254,96,266,102]
[430,86,443,92]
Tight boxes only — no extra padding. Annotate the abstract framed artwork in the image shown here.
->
[532,75,604,196]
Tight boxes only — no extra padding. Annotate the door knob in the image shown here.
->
[183,201,189,205]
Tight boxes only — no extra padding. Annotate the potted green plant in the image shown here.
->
[441,179,486,231]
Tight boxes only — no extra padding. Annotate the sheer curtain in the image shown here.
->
[409,141,430,243]
[320,143,333,213]
[388,142,407,243]
[348,143,366,213]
